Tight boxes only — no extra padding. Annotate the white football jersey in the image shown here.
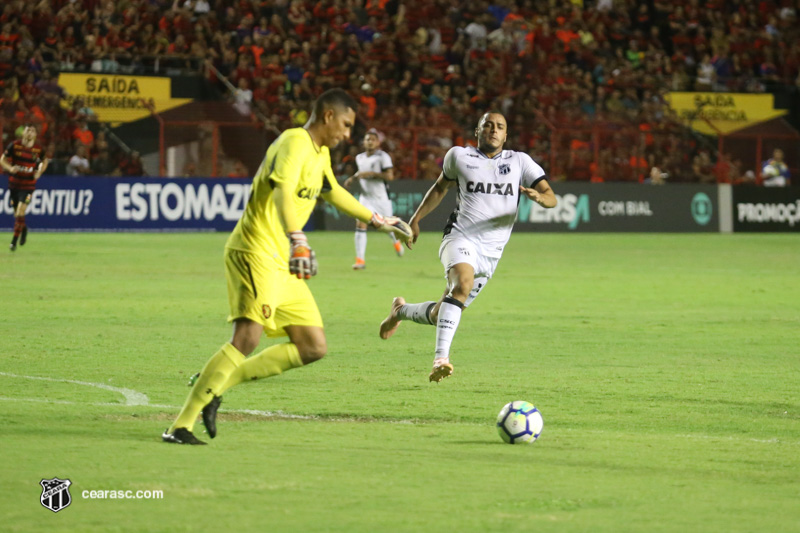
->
[442,145,546,257]
[356,149,393,201]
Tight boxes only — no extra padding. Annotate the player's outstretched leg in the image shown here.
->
[380,297,439,339]
[379,297,406,339]
[20,224,27,246]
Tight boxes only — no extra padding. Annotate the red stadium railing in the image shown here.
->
[2,114,796,185]
[142,117,798,183]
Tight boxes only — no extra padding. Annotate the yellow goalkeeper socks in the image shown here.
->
[220,342,303,394]
[169,343,244,432]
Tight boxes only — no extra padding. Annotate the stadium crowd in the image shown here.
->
[0,0,798,181]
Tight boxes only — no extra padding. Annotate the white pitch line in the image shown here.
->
[0,371,149,406]
[560,426,796,445]
[0,372,421,424]
[673,433,785,445]
[0,396,82,406]
[0,396,339,420]
[0,395,416,423]
[233,408,317,420]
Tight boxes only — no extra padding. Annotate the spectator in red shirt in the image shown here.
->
[72,120,95,150]
[119,150,145,177]
[18,73,39,101]
[0,22,19,53]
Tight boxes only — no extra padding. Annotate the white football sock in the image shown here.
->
[397,301,436,325]
[434,297,463,361]
[355,228,367,260]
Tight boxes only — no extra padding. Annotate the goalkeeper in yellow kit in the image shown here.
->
[163,89,411,444]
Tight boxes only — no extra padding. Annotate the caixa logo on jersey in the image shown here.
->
[466,181,515,196]
[297,186,321,200]
[40,478,72,513]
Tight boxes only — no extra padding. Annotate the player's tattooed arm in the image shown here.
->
[520,179,557,208]
[408,173,455,247]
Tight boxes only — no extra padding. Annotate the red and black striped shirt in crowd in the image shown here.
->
[4,140,44,190]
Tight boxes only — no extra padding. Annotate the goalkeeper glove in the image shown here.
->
[370,213,412,244]
[287,231,318,279]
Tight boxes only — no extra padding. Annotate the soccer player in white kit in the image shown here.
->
[343,129,404,269]
[379,112,557,382]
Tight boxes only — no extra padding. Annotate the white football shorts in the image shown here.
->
[358,194,393,217]
[438,236,500,308]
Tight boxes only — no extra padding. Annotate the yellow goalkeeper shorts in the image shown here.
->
[224,248,323,337]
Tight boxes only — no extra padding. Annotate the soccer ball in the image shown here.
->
[496,401,543,444]
[762,164,780,178]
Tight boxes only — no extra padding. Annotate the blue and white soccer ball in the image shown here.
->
[496,401,543,444]
[762,164,780,178]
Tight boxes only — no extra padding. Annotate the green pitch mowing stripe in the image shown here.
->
[1,232,799,533]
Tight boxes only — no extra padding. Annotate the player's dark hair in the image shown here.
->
[312,89,357,118]
[478,111,506,126]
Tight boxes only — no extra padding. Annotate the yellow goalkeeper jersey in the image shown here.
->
[225,127,341,267]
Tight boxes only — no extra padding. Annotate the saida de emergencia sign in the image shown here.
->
[665,92,787,135]
[58,73,192,124]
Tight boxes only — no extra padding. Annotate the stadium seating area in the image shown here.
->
[1,0,798,180]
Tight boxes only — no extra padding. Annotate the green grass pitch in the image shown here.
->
[2,231,799,533]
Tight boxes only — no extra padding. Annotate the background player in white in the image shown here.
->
[344,129,403,269]
[379,112,557,382]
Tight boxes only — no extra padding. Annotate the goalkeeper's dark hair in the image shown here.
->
[312,89,357,119]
